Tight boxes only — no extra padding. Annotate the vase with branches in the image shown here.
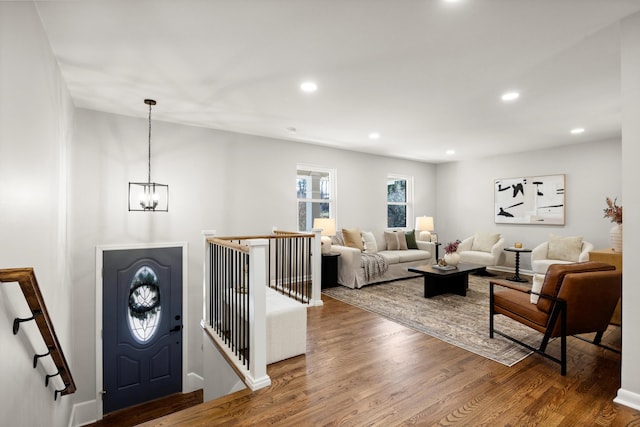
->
[604,197,622,251]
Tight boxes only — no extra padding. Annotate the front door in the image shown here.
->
[102,247,183,414]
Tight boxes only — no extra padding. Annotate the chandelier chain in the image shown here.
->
[147,101,152,183]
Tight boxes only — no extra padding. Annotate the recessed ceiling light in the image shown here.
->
[369,132,380,140]
[570,128,585,134]
[501,92,520,102]
[300,81,318,93]
[446,149,456,155]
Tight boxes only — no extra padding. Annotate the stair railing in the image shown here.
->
[200,228,321,391]
[0,268,76,400]
[202,236,270,390]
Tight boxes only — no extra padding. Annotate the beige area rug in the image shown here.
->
[322,274,543,367]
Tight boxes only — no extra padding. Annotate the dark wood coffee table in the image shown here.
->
[408,263,486,298]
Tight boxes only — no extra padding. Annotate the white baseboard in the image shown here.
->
[614,388,640,411]
[69,399,98,427]
[186,371,204,393]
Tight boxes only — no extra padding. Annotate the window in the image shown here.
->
[387,175,413,228]
[297,165,336,231]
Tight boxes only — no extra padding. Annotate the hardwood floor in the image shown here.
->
[86,390,203,427]
[138,294,639,426]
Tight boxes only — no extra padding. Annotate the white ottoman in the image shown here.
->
[265,288,307,364]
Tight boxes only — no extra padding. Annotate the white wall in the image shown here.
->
[69,108,437,406]
[617,11,640,410]
[435,140,622,271]
[0,2,75,426]
[202,331,245,401]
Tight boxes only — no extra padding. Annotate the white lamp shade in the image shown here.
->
[415,216,434,231]
[313,218,336,236]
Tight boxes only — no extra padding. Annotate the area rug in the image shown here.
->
[322,274,543,367]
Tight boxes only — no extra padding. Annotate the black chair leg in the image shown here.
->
[560,334,567,376]
[560,301,567,376]
[593,330,605,345]
[489,284,495,338]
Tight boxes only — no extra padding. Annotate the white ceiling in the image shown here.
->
[35,0,640,163]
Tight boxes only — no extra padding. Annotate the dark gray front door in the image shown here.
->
[103,247,183,414]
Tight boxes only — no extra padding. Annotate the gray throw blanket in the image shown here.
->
[361,253,389,282]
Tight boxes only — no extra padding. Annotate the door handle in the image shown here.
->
[169,325,183,333]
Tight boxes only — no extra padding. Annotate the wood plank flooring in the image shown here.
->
[86,390,203,427]
[138,293,638,426]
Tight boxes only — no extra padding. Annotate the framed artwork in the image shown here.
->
[430,233,438,243]
[494,174,565,225]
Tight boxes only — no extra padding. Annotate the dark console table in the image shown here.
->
[321,253,340,289]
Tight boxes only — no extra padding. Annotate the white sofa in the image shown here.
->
[331,229,435,289]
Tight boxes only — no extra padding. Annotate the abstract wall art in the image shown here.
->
[494,174,565,225]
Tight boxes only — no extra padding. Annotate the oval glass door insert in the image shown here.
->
[127,266,162,343]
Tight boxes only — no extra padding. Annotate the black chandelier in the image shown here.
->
[128,99,169,212]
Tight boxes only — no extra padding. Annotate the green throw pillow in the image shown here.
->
[405,230,419,249]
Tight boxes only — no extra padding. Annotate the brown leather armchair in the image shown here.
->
[489,262,621,375]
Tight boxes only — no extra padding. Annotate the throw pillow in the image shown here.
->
[342,228,364,251]
[384,231,408,250]
[547,234,583,262]
[471,232,500,253]
[332,230,345,246]
[405,230,419,249]
[361,231,378,253]
[384,231,399,250]
[530,274,544,304]
[397,231,408,250]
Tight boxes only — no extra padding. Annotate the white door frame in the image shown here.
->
[95,242,189,419]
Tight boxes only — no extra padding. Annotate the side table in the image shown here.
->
[504,247,531,282]
[433,242,442,261]
[589,248,622,326]
[321,253,340,289]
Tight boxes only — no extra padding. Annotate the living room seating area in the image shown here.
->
[331,229,435,288]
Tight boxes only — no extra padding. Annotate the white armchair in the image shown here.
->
[529,235,593,303]
[457,232,505,267]
[531,237,593,275]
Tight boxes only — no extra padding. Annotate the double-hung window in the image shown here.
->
[387,174,413,228]
[296,165,336,231]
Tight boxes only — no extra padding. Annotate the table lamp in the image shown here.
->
[415,216,435,241]
[313,218,336,254]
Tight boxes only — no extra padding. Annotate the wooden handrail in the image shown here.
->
[0,268,76,396]
[209,238,250,253]
[210,231,315,242]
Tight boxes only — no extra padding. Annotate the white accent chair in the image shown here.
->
[531,238,593,276]
[457,232,505,267]
[529,235,593,303]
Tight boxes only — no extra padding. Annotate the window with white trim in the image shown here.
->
[387,174,413,228]
[296,165,336,231]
